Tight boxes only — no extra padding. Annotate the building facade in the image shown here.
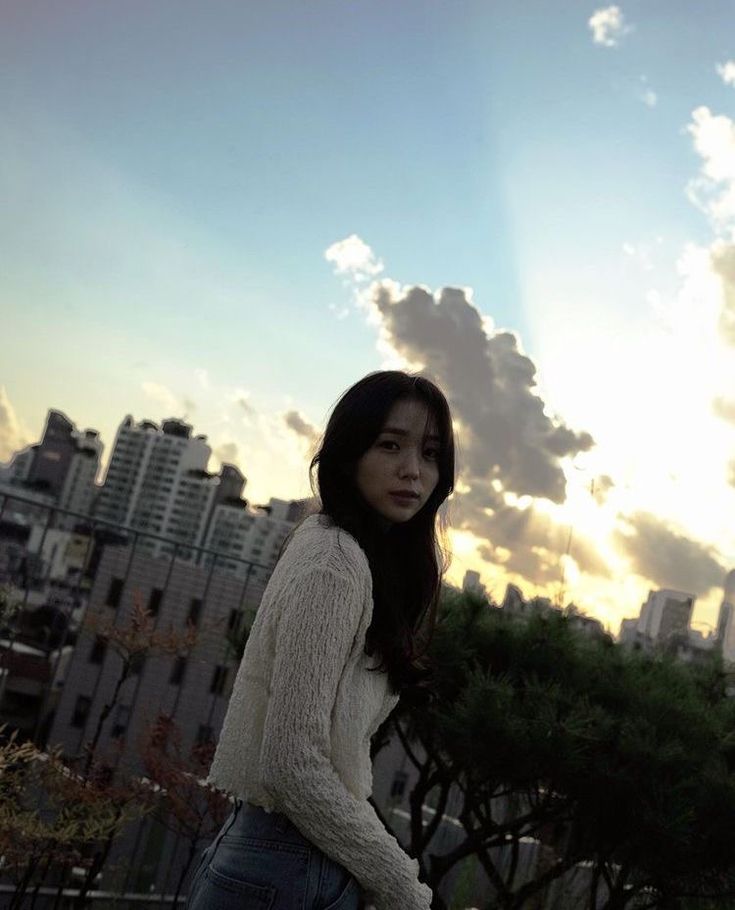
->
[0,409,102,531]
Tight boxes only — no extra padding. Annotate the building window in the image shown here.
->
[390,771,408,799]
[111,704,130,739]
[170,656,187,685]
[105,577,124,609]
[210,665,228,695]
[148,587,164,617]
[89,636,107,664]
[188,597,203,627]
[71,695,92,728]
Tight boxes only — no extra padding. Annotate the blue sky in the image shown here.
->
[3,0,735,631]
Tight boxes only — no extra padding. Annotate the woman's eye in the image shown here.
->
[424,449,439,460]
[378,440,398,450]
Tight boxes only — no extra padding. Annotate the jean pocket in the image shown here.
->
[202,864,277,908]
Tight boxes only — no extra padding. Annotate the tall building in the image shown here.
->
[716,569,735,663]
[0,409,102,529]
[58,430,103,527]
[0,445,35,486]
[462,569,487,598]
[95,416,211,555]
[26,410,78,498]
[202,496,316,578]
[636,589,695,645]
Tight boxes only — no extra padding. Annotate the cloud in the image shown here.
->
[369,283,594,502]
[325,234,384,283]
[614,512,726,596]
[687,107,735,238]
[363,281,602,584]
[588,6,630,47]
[213,441,240,466]
[141,381,183,415]
[283,410,320,448]
[713,395,735,424]
[0,387,30,464]
[229,388,255,419]
[640,88,657,108]
[195,368,210,390]
[712,244,735,343]
[622,240,656,270]
[592,474,615,505]
[717,61,735,88]
[473,497,612,586]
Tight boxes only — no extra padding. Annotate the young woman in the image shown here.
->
[188,370,455,910]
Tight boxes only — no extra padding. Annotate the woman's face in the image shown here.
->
[355,396,441,527]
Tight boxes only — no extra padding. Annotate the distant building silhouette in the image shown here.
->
[462,568,487,598]
[0,409,102,530]
[636,589,694,644]
[715,569,735,663]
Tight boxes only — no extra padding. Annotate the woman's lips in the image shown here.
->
[389,492,419,505]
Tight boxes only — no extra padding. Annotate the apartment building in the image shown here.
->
[0,409,102,530]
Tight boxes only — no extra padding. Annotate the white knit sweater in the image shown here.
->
[207,513,432,910]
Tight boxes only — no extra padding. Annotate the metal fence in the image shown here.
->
[0,490,275,908]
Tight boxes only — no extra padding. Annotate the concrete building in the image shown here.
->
[25,411,78,498]
[92,415,303,569]
[42,537,277,897]
[202,495,316,578]
[95,416,211,556]
[716,569,735,664]
[618,617,639,645]
[636,589,695,644]
[0,445,34,486]
[462,569,487,599]
[25,526,92,584]
[57,430,103,527]
[500,583,555,617]
[0,410,102,530]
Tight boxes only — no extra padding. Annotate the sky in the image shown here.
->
[2,0,735,634]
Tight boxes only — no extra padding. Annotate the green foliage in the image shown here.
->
[397,590,735,909]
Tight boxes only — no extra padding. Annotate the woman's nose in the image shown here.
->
[398,450,420,478]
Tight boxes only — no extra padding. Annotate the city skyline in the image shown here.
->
[3,1,735,631]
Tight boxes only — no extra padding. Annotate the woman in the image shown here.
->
[188,370,455,910]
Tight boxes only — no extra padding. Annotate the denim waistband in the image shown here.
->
[220,799,311,848]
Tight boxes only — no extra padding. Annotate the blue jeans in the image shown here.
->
[186,800,363,910]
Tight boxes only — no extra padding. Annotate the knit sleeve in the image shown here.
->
[260,566,432,910]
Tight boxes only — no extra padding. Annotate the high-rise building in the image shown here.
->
[716,569,735,663]
[202,496,316,578]
[94,416,159,527]
[0,410,102,529]
[57,430,103,528]
[95,416,211,555]
[26,411,77,498]
[462,569,486,597]
[0,445,35,486]
[637,589,694,644]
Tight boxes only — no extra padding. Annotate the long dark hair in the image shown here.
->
[308,370,455,702]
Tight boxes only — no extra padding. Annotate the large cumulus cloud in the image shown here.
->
[368,283,605,583]
[614,512,726,596]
